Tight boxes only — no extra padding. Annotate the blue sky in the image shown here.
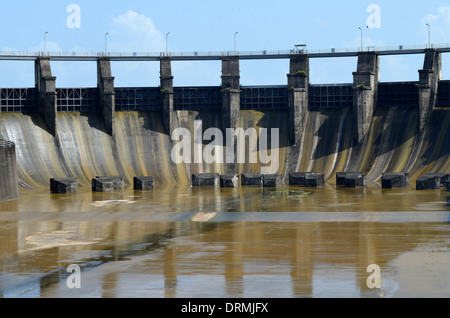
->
[1,0,450,87]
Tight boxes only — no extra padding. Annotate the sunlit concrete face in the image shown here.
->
[0,185,449,298]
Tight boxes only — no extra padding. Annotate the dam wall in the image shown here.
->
[1,105,449,191]
[0,49,449,192]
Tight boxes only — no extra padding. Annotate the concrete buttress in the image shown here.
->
[35,57,57,135]
[418,49,441,131]
[287,54,309,144]
[97,57,115,135]
[352,52,379,145]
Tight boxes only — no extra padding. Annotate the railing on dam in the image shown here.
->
[308,84,353,110]
[377,82,418,108]
[115,87,161,111]
[173,86,289,111]
[0,88,37,113]
[2,82,449,113]
[56,88,97,112]
[3,42,450,61]
[240,86,288,110]
[173,87,222,111]
[437,80,450,107]
[308,82,420,109]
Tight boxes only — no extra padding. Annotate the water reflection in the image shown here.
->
[1,182,448,214]
[0,184,450,297]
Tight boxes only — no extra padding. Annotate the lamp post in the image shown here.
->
[359,27,363,51]
[44,31,48,55]
[234,32,238,55]
[166,32,170,56]
[426,23,431,48]
[105,32,109,55]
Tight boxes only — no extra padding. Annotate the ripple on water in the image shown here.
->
[413,201,448,211]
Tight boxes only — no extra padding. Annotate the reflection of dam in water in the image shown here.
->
[1,185,449,298]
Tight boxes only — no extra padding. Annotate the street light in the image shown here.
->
[105,32,109,55]
[166,32,170,56]
[426,23,431,48]
[44,31,48,55]
[359,27,363,51]
[234,32,238,55]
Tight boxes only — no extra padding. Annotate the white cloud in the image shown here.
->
[342,35,388,51]
[330,36,424,83]
[421,6,450,44]
[107,10,222,87]
[314,16,328,29]
[0,60,35,87]
[309,57,356,84]
[106,10,166,87]
[29,41,63,54]
[173,61,222,86]
[109,10,165,53]
[52,61,98,87]
[343,36,420,82]
[379,55,423,82]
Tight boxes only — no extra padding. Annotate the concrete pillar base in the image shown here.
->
[304,173,325,187]
[241,173,262,186]
[263,174,282,187]
[192,173,219,186]
[416,175,440,190]
[92,176,124,192]
[336,172,367,187]
[289,172,324,187]
[133,176,154,190]
[50,178,78,193]
[381,173,409,188]
[423,173,448,187]
[220,174,239,188]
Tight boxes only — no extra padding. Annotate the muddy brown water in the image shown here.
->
[1,184,449,298]
[1,107,450,298]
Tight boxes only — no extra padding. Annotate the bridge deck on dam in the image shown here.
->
[2,81,450,113]
[2,43,450,61]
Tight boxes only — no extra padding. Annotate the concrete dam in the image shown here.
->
[3,47,450,299]
[0,48,449,195]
